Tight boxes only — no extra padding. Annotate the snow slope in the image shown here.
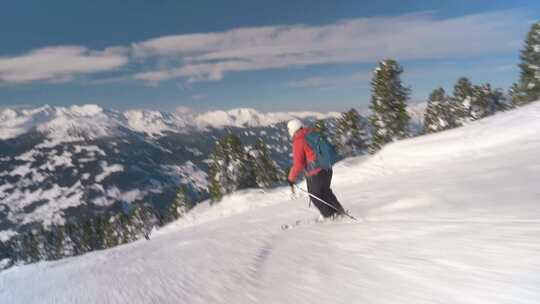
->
[1,103,540,303]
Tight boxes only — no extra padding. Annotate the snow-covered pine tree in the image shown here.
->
[470,84,509,120]
[0,241,10,269]
[100,216,119,249]
[132,205,159,240]
[102,217,119,248]
[106,215,126,246]
[513,21,540,106]
[3,228,49,264]
[368,59,411,153]
[47,225,66,260]
[208,133,256,201]
[60,224,76,257]
[509,83,527,107]
[80,218,96,253]
[93,216,110,250]
[450,77,474,125]
[130,206,147,240]
[469,84,492,120]
[23,230,40,263]
[490,87,510,113]
[35,227,51,261]
[227,134,256,190]
[249,138,281,188]
[423,88,455,134]
[64,221,85,255]
[334,108,367,156]
[115,212,134,244]
[208,137,228,201]
[165,186,191,222]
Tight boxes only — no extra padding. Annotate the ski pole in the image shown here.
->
[294,185,358,221]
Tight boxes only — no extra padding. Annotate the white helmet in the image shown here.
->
[287,119,303,138]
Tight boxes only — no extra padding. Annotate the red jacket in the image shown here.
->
[288,128,322,182]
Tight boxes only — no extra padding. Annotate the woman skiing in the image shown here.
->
[286,119,345,218]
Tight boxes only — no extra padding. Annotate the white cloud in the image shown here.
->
[0,46,128,83]
[132,10,528,83]
[133,70,172,82]
[289,72,371,88]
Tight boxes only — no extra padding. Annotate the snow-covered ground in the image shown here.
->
[1,103,540,303]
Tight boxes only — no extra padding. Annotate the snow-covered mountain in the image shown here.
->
[0,104,340,141]
[1,102,538,303]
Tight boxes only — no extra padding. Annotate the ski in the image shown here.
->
[281,219,303,230]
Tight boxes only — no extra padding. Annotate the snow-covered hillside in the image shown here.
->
[1,102,539,303]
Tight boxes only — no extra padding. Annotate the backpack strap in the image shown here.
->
[305,131,322,172]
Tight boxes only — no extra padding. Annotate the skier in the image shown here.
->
[286,119,345,218]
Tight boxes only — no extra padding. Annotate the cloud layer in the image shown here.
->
[0,10,529,84]
[0,46,128,83]
[132,10,527,83]
[289,72,372,88]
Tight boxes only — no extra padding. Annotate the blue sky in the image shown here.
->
[0,0,539,112]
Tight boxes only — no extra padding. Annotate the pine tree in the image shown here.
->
[130,205,158,240]
[513,21,540,105]
[94,216,109,250]
[166,186,191,222]
[208,133,256,201]
[31,227,48,261]
[130,205,147,239]
[116,213,133,244]
[23,230,40,263]
[450,77,474,125]
[334,108,367,156]
[490,87,510,113]
[471,84,509,119]
[0,240,11,269]
[368,59,411,153]
[208,137,228,201]
[469,84,492,120]
[249,138,281,188]
[48,225,65,260]
[81,217,97,252]
[509,83,527,107]
[423,88,455,133]
[60,224,76,257]
[102,216,119,248]
[64,222,83,255]
[453,77,474,102]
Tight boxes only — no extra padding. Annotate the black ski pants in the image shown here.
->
[306,168,344,218]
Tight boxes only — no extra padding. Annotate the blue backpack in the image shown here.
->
[304,130,338,171]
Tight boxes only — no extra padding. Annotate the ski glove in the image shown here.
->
[287,179,295,187]
[287,179,297,199]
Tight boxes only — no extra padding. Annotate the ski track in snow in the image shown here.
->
[1,103,540,303]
